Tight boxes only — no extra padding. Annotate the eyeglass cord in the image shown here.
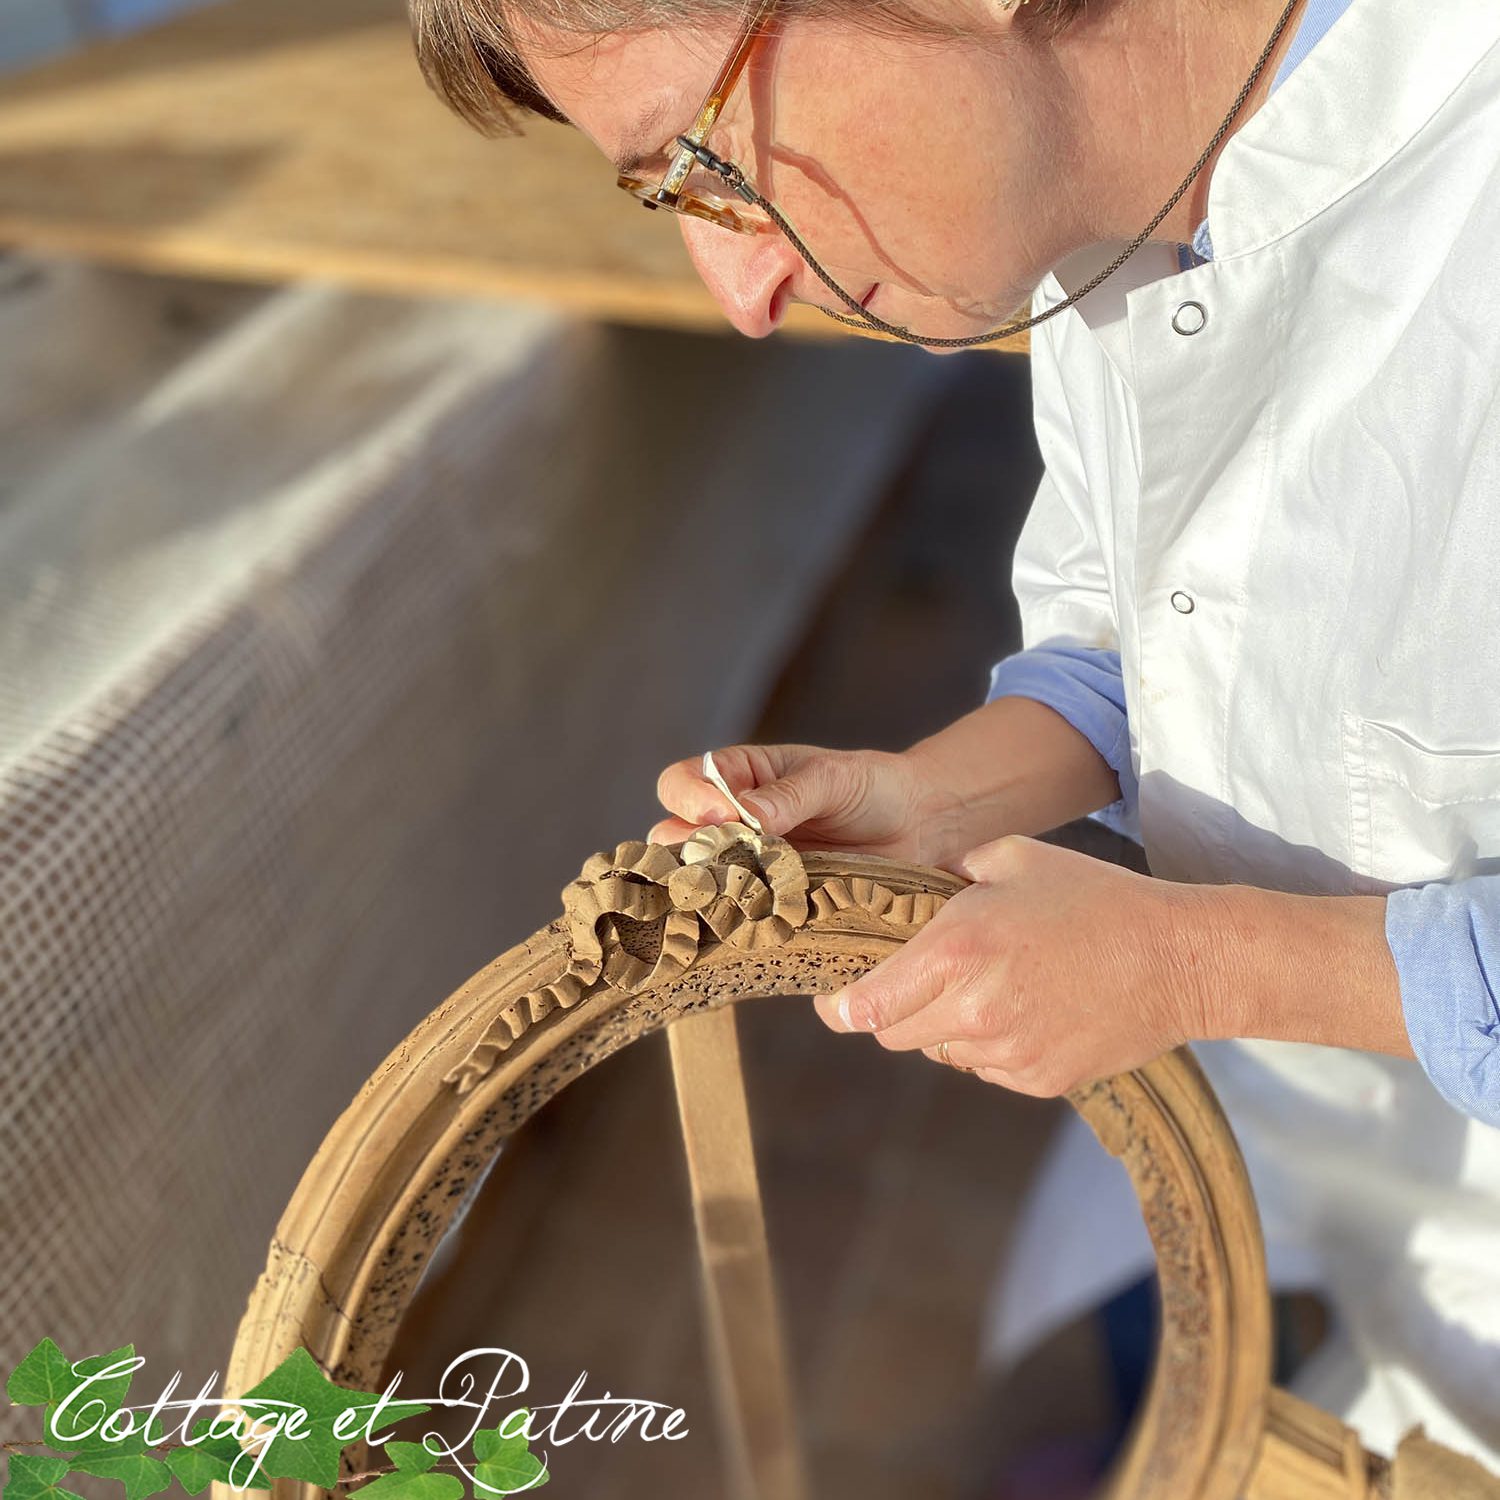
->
[703,0,1304,349]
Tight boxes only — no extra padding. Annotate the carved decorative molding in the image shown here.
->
[223,840,1500,1500]
[444,825,949,1094]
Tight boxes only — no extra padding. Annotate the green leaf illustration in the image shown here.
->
[61,1411,150,1466]
[66,1429,149,1464]
[356,1469,461,1500]
[165,1448,230,1497]
[69,1454,172,1500]
[382,1444,439,1476]
[165,1419,252,1496]
[237,1348,429,1489]
[41,1347,138,1455]
[354,1440,460,1500]
[7,1342,79,1409]
[2,1455,86,1500]
[471,1418,549,1496]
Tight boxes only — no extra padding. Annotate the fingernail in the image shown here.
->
[837,993,854,1030]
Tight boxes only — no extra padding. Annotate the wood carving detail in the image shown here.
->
[227,832,1500,1500]
[444,824,949,1094]
[809,873,948,928]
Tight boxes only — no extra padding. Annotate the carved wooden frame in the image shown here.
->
[221,826,1499,1500]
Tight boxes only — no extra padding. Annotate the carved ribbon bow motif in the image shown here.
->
[445,823,948,1094]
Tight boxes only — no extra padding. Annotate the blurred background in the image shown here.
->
[3,0,211,69]
[0,3,1158,1497]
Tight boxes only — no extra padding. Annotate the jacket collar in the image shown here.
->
[1046,0,1500,314]
[1208,0,1500,259]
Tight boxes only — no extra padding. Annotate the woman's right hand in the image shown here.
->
[648,743,961,869]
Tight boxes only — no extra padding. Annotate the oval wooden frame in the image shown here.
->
[225,847,1279,1500]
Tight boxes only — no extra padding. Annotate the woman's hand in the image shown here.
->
[648,742,962,867]
[650,696,1133,872]
[812,834,1227,1096]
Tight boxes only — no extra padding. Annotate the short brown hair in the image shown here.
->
[408,0,1088,137]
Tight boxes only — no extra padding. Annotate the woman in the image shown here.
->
[409,0,1500,1470]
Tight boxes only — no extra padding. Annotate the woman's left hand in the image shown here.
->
[811,835,1228,1096]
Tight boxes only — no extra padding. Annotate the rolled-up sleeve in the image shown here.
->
[985,277,1138,840]
[985,642,1139,841]
[1386,878,1500,1128]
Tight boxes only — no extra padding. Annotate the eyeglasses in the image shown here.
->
[616,0,781,236]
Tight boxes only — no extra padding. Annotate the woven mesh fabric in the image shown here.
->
[0,257,944,1423]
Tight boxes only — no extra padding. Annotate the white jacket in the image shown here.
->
[1001,0,1500,1467]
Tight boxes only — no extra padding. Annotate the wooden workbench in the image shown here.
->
[0,0,1028,350]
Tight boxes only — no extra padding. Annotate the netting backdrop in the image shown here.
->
[0,255,944,1425]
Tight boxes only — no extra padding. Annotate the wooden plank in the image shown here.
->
[0,0,1029,350]
[667,1006,810,1500]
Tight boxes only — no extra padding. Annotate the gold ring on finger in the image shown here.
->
[937,1039,978,1075]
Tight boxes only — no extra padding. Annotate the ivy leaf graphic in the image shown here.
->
[237,1348,429,1489]
[6,1343,141,1460]
[164,1421,253,1497]
[6,1342,78,1409]
[60,1401,150,1467]
[63,1348,136,1416]
[471,1418,549,1496]
[69,1453,172,1500]
[2,1455,86,1500]
[8,1340,141,1457]
[382,1445,439,1475]
[164,1450,224,1499]
[165,1448,232,1498]
[354,1440,461,1500]
[41,1346,138,1457]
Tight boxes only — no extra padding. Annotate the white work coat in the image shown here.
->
[988,0,1500,1468]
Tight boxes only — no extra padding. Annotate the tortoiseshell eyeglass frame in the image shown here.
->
[616,0,782,236]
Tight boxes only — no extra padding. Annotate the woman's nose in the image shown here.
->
[678,216,799,339]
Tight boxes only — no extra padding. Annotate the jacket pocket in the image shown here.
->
[1343,712,1500,883]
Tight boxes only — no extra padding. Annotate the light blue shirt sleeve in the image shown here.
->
[983,641,1140,842]
[1386,881,1500,1129]
[982,655,1500,1128]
